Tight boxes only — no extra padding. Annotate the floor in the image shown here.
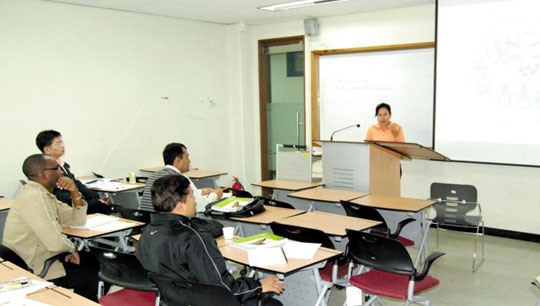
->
[327,229,540,306]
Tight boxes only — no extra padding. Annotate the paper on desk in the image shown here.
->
[70,215,118,230]
[0,278,52,305]
[84,179,132,191]
[282,241,321,259]
[248,247,287,267]
[91,220,134,232]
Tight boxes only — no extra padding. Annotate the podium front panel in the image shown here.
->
[322,142,370,192]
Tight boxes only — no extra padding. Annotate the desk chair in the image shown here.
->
[430,182,485,272]
[341,200,415,247]
[0,245,69,278]
[90,247,160,306]
[148,272,240,306]
[270,222,349,306]
[346,230,444,306]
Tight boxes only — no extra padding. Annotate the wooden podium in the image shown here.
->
[316,140,449,196]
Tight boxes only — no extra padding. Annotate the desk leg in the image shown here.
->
[414,213,432,268]
[273,263,327,306]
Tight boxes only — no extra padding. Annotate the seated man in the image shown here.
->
[36,130,111,214]
[2,154,99,302]
[137,174,283,306]
[140,142,223,213]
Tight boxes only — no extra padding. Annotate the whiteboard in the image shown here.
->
[319,48,434,147]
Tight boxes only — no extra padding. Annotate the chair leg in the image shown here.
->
[435,223,440,248]
[472,223,485,272]
[155,291,160,306]
[97,280,104,299]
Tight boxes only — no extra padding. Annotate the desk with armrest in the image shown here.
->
[140,167,226,189]
[287,187,369,214]
[251,180,324,210]
[62,214,145,252]
[0,261,99,305]
[210,205,305,237]
[217,237,342,306]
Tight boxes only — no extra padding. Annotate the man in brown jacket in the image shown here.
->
[2,154,99,301]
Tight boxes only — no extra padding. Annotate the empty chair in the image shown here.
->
[0,245,69,278]
[430,182,485,272]
[110,191,141,210]
[341,200,415,247]
[346,229,444,306]
[90,247,159,306]
[270,222,349,306]
[148,272,240,306]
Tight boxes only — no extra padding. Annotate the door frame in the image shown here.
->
[258,35,305,182]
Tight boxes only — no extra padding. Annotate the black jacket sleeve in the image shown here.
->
[185,230,262,302]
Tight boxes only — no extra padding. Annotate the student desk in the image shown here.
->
[62,214,144,252]
[140,167,226,189]
[0,261,99,305]
[276,211,381,237]
[217,237,342,306]
[287,187,369,214]
[0,198,13,245]
[251,180,324,211]
[351,194,437,266]
[210,205,305,237]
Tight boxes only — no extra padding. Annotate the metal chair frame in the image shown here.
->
[430,183,485,272]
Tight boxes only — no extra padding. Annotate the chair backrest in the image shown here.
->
[111,191,141,210]
[148,273,240,306]
[346,229,415,276]
[118,208,152,224]
[261,197,295,209]
[341,200,388,232]
[430,183,478,226]
[270,222,334,249]
[90,247,156,292]
[0,245,30,272]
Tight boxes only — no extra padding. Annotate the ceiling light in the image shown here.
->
[259,0,351,12]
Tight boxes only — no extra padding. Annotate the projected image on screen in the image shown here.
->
[436,0,540,166]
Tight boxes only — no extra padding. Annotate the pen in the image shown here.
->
[85,179,98,185]
[0,278,30,292]
[280,247,288,263]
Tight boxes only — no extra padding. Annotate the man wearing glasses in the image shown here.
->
[2,154,99,301]
[36,130,111,214]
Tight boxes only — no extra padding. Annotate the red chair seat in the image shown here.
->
[349,270,439,300]
[319,260,351,282]
[395,236,415,247]
[99,289,157,306]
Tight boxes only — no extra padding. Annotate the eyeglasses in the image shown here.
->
[51,141,64,147]
[43,166,61,171]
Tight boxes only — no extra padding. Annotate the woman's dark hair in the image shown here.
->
[375,103,391,116]
[151,174,191,212]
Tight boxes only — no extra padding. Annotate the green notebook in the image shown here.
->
[230,233,288,250]
[211,196,255,212]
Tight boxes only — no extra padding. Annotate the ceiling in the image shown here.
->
[43,0,433,25]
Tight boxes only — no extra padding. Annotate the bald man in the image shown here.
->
[2,154,99,301]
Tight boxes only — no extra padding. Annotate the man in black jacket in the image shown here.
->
[36,130,111,215]
[136,174,284,306]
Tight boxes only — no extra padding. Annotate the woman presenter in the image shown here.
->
[365,102,405,142]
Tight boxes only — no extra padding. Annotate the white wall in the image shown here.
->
[0,0,240,196]
[243,5,540,235]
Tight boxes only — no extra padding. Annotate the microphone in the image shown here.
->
[330,124,361,141]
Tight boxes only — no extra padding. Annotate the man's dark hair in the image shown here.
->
[162,143,186,166]
[375,103,392,116]
[22,154,49,179]
[151,174,191,212]
[36,130,62,152]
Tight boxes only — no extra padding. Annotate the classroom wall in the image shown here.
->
[243,4,540,235]
[0,0,242,197]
